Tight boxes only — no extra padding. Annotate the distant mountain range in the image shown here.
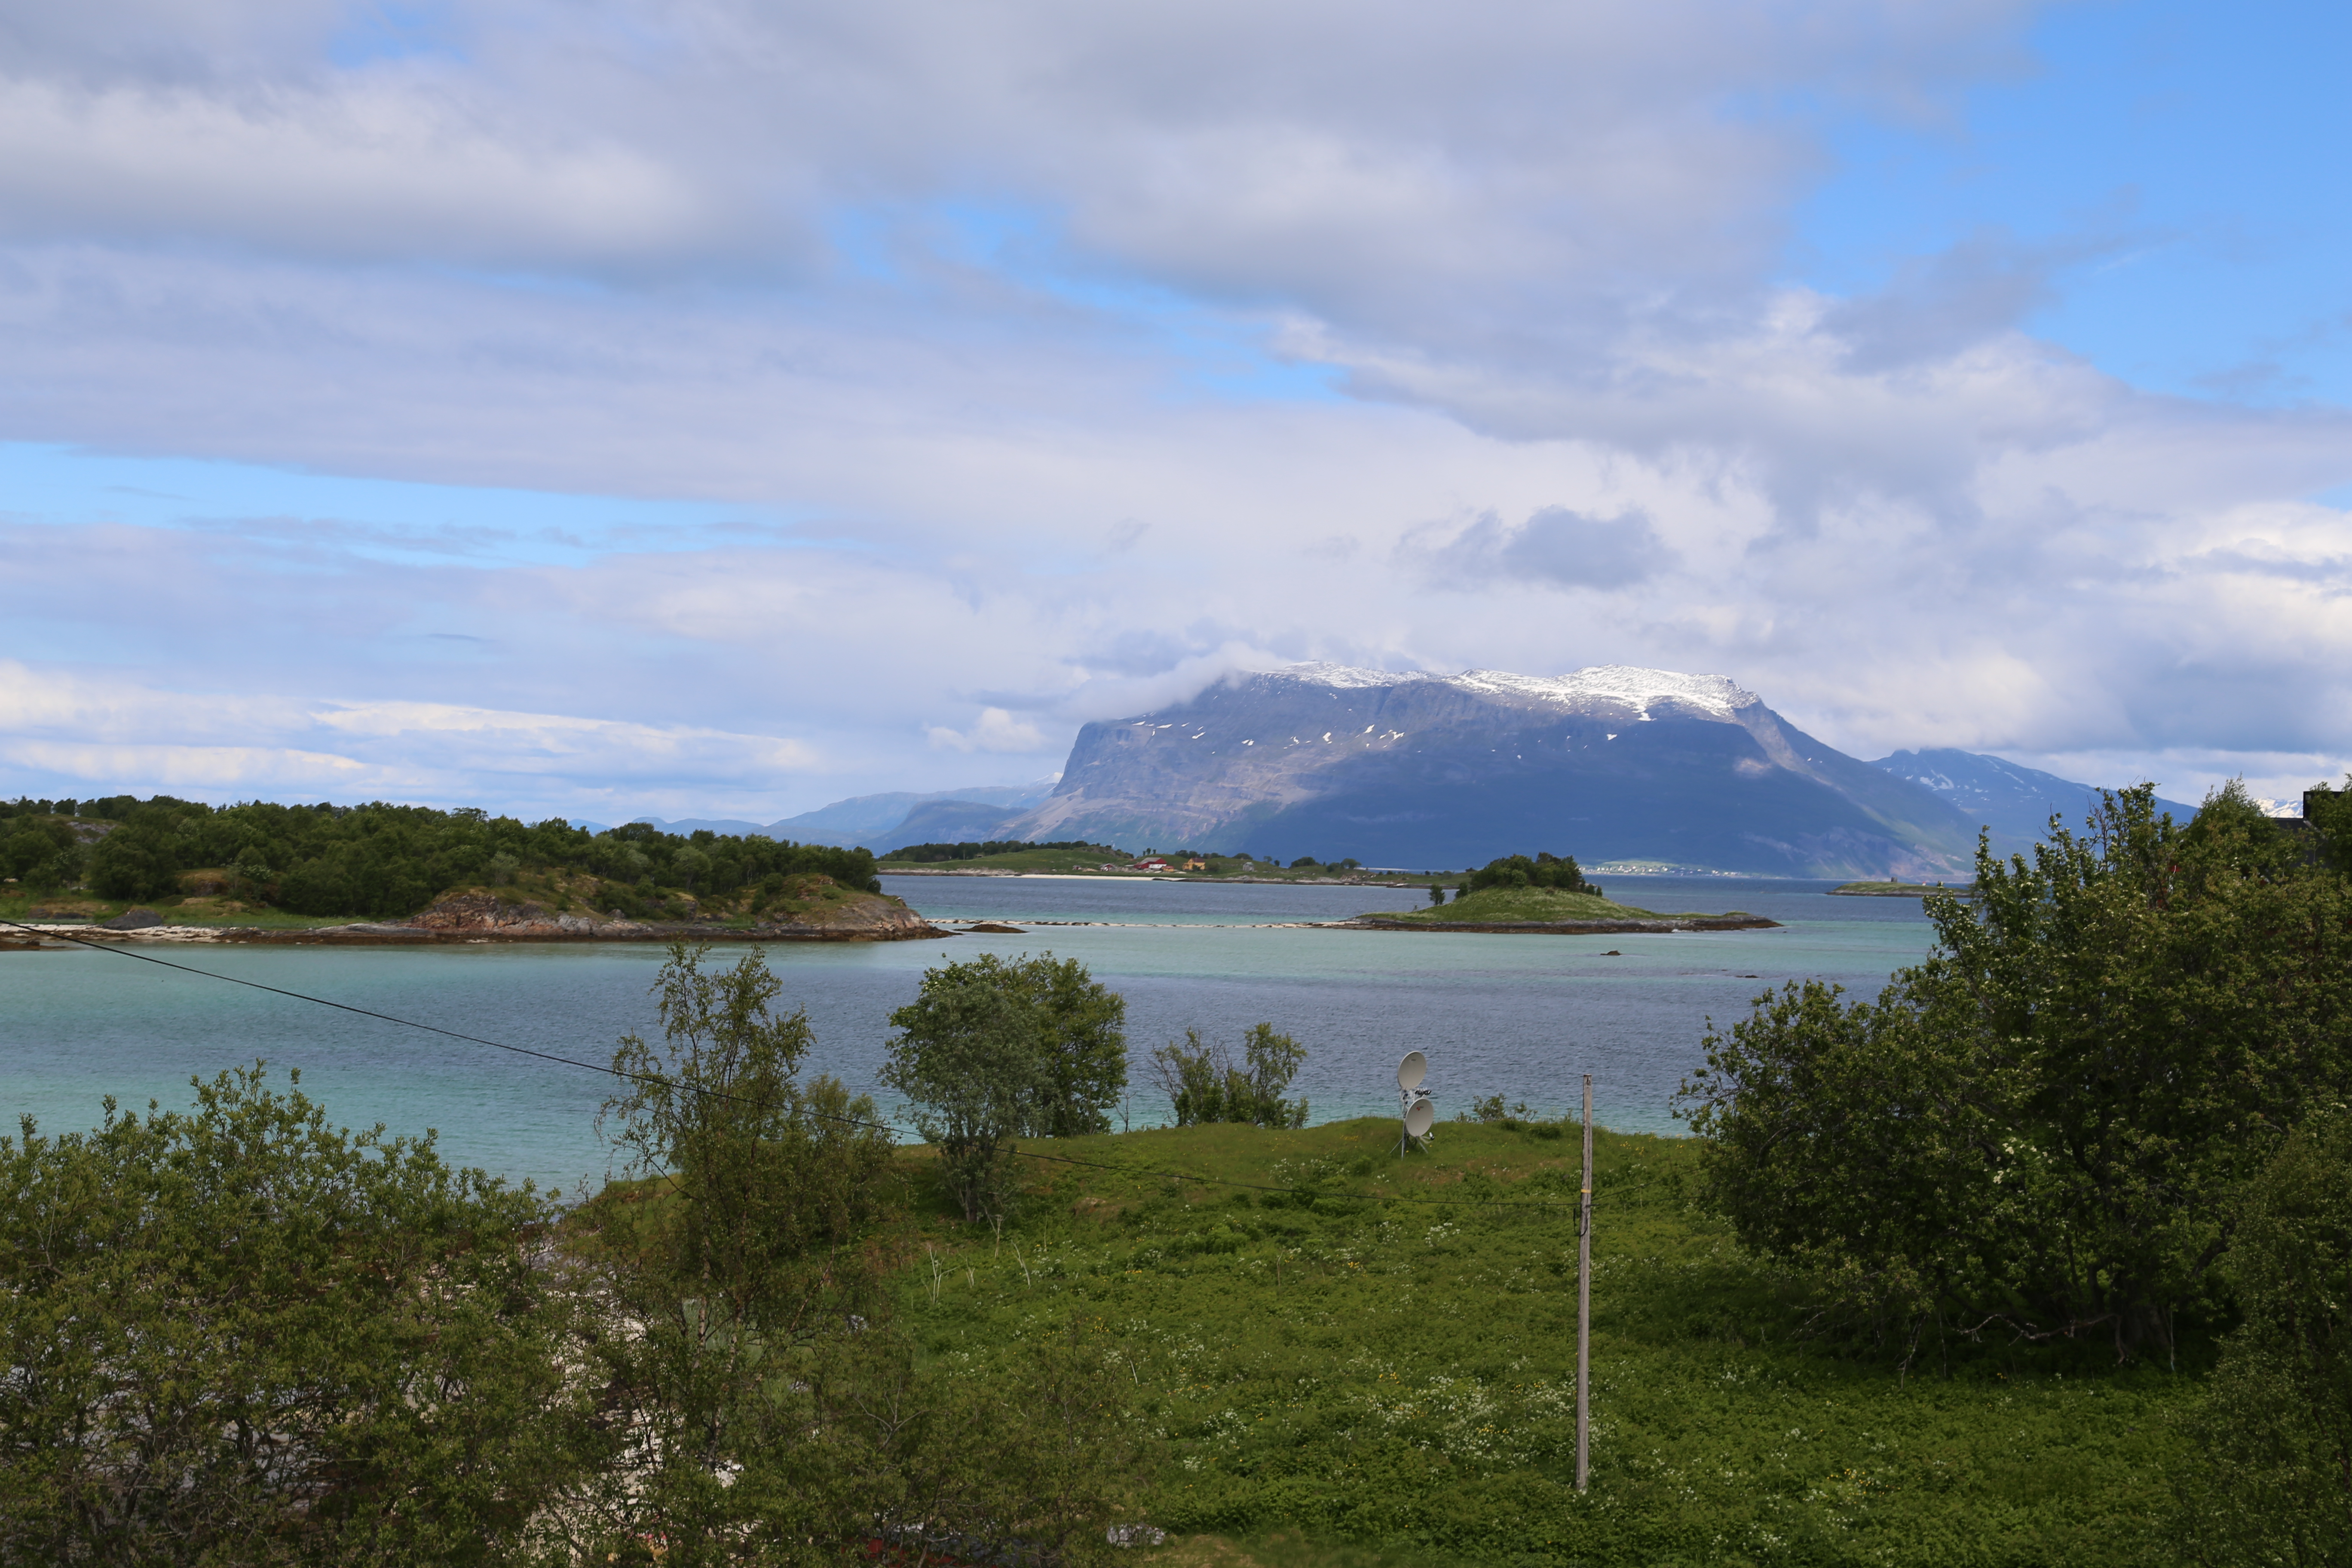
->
[965,663,1988,878]
[1869,749,2198,845]
[617,777,1060,852]
[608,665,2211,877]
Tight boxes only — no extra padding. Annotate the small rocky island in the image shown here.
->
[1341,853,1779,934]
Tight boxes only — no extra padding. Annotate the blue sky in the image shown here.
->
[1796,0,2352,411]
[2,0,2348,818]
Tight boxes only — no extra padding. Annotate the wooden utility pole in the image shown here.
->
[1577,1072,1592,1492]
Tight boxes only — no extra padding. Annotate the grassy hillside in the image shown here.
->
[827,1118,2190,1568]
[1357,886,1696,922]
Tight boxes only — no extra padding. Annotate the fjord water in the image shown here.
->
[2,876,1942,1189]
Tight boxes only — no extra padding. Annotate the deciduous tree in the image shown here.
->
[1681,784,2352,1360]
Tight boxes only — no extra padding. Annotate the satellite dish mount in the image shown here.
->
[1397,1051,1435,1153]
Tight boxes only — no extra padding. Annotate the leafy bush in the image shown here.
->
[1148,1024,1309,1129]
[0,956,1148,1567]
[0,1065,584,1562]
[1681,784,2352,1362]
[2,818,81,890]
[883,953,1130,1221]
[1464,851,1593,894]
[579,943,903,1559]
[2174,1109,2352,1565]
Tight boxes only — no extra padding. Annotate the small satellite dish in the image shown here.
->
[1397,1051,1427,1093]
[1404,1098,1436,1138]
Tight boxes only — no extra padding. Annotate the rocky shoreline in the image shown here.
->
[7,891,947,946]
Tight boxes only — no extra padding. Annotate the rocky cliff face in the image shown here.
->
[999,663,1991,878]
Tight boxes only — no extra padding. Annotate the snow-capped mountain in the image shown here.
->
[992,662,1989,877]
[1869,750,2198,844]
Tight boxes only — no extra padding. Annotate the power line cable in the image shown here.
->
[5,918,1630,1213]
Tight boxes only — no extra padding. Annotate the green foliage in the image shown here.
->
[1427,884,1445,906]
[2175,1108,2352,1565]
[1683,784,2352,1360]
[884,952,1130,1221]
[575,943,902,1562]
[1,816,82,891]
[0,1064,584,1564]
[1462,1094,1534,1125]
[802,1318,1153,1568]
[13,793,879,917]
[1464,851,1593,895]
[902,1118,2189,1568]
[1148,1024,1310,1129]
[2306,775,2352,879]
[600,941,897,1306]
[88,822,179,900]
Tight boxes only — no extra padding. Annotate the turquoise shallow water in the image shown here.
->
[0,876,1941,1190]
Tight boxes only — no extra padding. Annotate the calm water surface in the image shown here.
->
[1,875,1942,1188]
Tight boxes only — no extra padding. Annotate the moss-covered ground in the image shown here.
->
[876,1118,2192,1568]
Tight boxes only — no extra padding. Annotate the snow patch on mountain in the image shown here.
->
[1268,661,1759,720]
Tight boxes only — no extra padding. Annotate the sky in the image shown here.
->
[2,0,2348,823]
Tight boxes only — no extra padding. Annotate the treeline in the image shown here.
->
[1684,781,2352,1560]
[1425,851,1598,902]
[882,838,1117,864]
[0,794,878,917]
[1463,851,1593,893]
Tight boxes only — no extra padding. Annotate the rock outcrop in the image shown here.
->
[408,894,618,935]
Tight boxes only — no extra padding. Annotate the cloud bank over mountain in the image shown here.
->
[1,0,2347,819]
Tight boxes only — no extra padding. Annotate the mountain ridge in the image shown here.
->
[986,662,1994,877]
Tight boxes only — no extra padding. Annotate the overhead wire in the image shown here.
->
[4,917,1654,1214]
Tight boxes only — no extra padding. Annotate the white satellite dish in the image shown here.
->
[1404,1098,1435,1139]
[1397,1051,1427,1093]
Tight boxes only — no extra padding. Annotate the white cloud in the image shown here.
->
[0,78,713,268]
[0,0,2347,818]
[0,661,823,815]
[926,708,1049,754]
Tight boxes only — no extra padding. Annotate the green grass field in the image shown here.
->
[869,1118,2193,1568]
